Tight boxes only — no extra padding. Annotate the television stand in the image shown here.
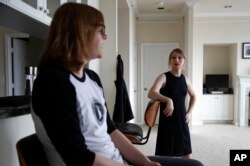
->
[210,91,224,94]
[202,94,234,122]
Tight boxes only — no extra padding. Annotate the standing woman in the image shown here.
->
[148,48,196,158]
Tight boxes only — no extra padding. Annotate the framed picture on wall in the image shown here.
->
[242,42,250,59]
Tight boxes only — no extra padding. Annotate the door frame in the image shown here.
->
[4,33,29,96]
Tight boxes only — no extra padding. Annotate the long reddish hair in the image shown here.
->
[39,3,104,72]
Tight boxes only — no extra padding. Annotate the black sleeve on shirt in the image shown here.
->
[32,67,95,166]
[106,110,116,133]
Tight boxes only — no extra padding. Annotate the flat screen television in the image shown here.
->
[205,74,229,89]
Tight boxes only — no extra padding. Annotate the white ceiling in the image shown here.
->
[125,0,250,21]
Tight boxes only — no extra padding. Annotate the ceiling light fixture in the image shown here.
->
[157,1,165,10]
[224,5,232,8]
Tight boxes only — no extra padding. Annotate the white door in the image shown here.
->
[6,38,28,96]
[13,38,28,95]
[141,43,179,123]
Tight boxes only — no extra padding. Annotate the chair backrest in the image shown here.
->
[16,134,49,166]
[129,100,160,145]
[144,100,160,127]
[114,100,160,145]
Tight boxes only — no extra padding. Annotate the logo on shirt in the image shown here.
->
[92,101,105,125]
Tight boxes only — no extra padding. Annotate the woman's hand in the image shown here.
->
[186,112,192,123]
[163,99,174,117]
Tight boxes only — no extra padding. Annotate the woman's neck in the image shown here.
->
[74,70,83,78]
[170,69,181,77]
[73,65,85,78]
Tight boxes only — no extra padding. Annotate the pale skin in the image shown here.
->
[148,51,196,159]
[74,25,161,166]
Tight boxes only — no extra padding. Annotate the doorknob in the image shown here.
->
[144,88,147,91]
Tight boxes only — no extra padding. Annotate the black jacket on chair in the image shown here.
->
[113,54,134,123]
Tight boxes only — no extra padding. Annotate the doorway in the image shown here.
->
[140,43,179,124]
[5,33,29,96]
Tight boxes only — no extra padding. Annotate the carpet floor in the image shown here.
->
[134,124,250,166]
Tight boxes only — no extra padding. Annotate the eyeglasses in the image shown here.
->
[100,24,106,36]
[94,23,106,36]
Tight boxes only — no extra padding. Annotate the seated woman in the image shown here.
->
[31,2,203,166]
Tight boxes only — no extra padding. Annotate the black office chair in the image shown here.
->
[16,134,49,166]
[115,100,160,145]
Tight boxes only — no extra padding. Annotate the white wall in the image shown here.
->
[193,19,250,125]
[129,4,137,122]
[88,0,101,74]
[0,115,35,166]
[135,17,250,125]
[203,44,235,88]
[118,1,138,122]
[99,0,118,116]
[98,0,137,120]
[203,45,231,76]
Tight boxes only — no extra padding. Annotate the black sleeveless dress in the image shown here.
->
[155,71,192,156]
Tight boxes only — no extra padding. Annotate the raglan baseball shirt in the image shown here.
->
[31,66,124,166]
